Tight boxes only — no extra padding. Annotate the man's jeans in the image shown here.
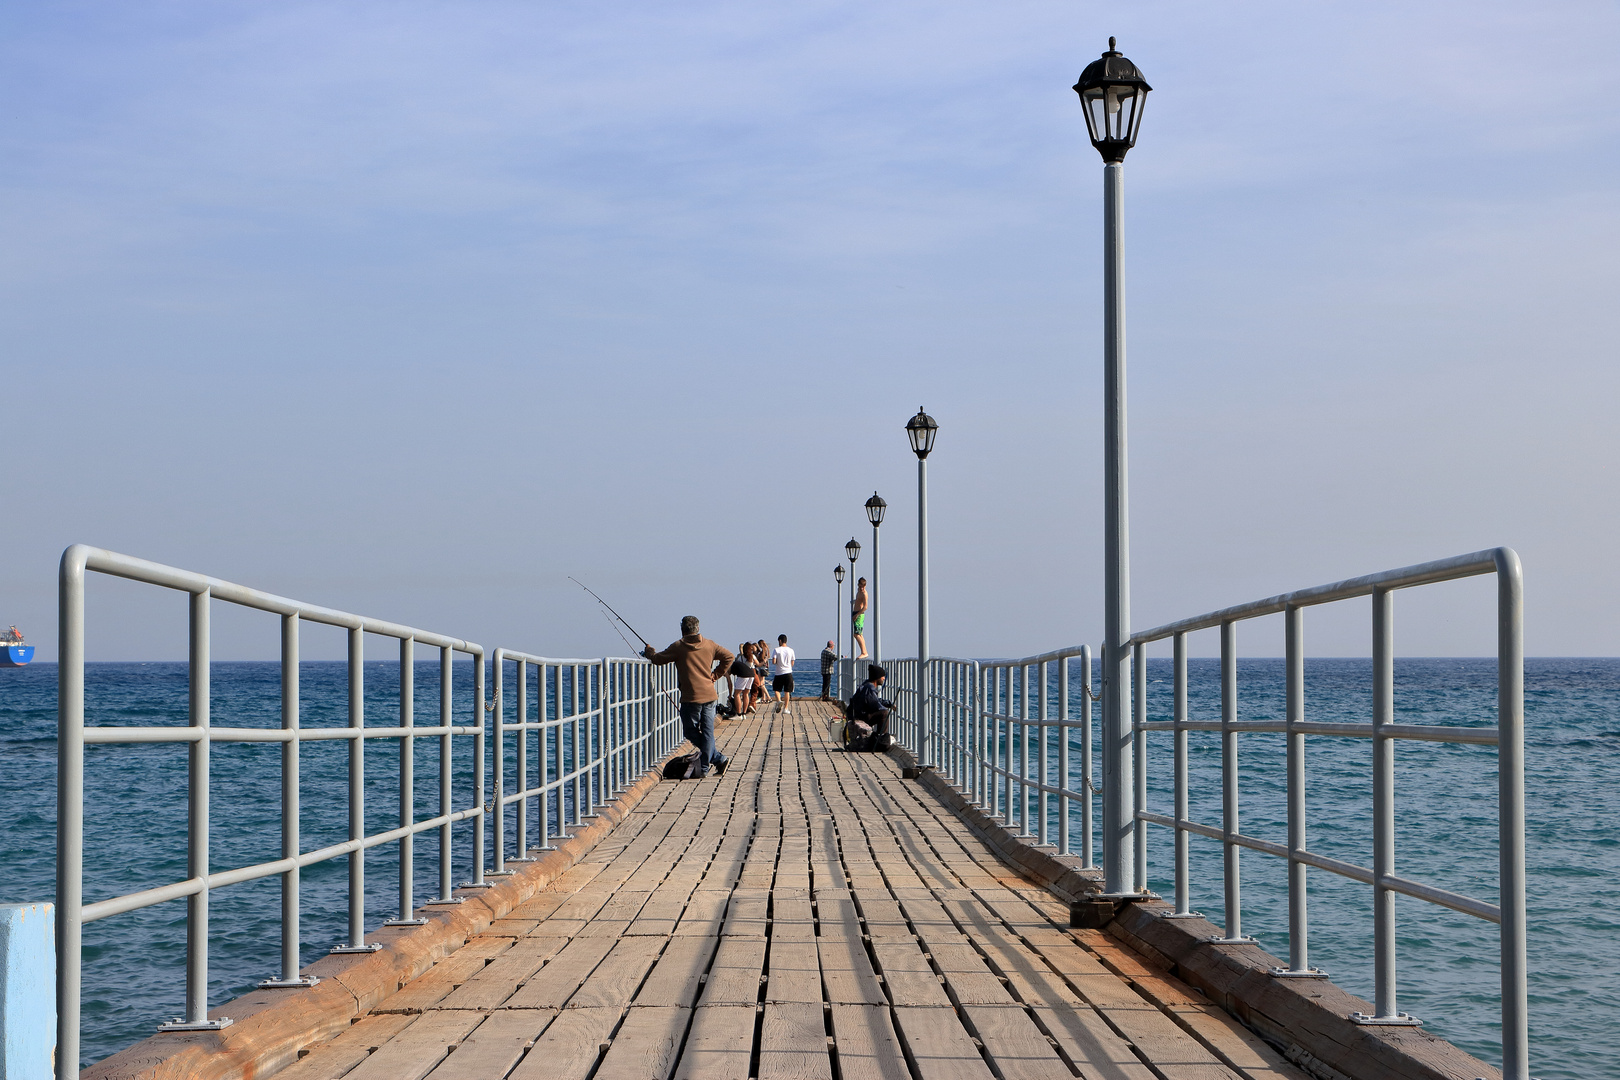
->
[680,701,727,776]
[821,671,832,698]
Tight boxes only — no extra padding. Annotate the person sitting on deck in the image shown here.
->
[844,664,894,752]
[644,616,734,778]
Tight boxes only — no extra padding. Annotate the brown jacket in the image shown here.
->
[646,634,734,705]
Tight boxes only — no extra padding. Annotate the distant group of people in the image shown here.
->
[726,634,797,717]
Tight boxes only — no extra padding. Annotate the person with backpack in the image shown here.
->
[845,664,894,752]
[644,615,734,778]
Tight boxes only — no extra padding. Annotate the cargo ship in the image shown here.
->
[1,626,32,667]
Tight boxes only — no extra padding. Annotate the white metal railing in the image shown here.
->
[489,651,680,872]
[57,545,488,1075]
[887,547,1528,1080]
[887,647,1097,862]
[1126,546,1525,1077]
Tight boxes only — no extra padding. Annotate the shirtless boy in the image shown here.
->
[851,577,869,659]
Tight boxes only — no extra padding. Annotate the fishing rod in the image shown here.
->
[568,576,653,650]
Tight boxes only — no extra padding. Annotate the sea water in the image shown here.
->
[1,658,1615,1076]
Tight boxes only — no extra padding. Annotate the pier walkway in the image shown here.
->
[274,703,1305,1080]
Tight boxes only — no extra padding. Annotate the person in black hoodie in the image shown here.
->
[845,664,893,752]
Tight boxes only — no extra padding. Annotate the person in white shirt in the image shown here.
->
[770,634,797,714]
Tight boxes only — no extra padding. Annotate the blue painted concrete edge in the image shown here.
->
[0,903,55,1080]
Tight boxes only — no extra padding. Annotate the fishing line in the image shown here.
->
[568,576,652,649]
[600,609,638,653]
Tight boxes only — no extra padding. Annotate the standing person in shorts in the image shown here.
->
[819,640,837,701]
[730,643,756,716]
[770,634,797,714]
[851,577,869,658]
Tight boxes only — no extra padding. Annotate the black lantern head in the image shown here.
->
[1073,38,1150,163]
[845,537,862,562]
[905,406,939,459]
[865,491,887,527]
[834,564,846,584]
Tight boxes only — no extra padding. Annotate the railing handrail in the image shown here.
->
[67,544,482,650]
[977,644,1093,669]
[1128,547,1510,645]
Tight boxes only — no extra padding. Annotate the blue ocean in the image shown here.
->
[1,657,1615,1078]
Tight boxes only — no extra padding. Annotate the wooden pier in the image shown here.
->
[260,702,1307,1080]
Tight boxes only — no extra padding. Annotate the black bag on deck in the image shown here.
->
[663,750,703,780]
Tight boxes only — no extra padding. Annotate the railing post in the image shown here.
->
[1024,664,1035,835]
[260,612,317,987]
[1000,667,1010,824]
[1038,659,1050,847]
[471,650,487,886]
[977,662,988,807]
[436,645,454,903]
[338,628,370,948]
[1369,586,1403,1020]
[492,653,506,872]
[1059,656,1070,855]
[1081,644,1093,868]
[572,665,583,830]
[605,663,617,797]
[1133,640,1147,888]
[57,548,87,1077]
[392,637,420,925]
[1278,605,1320,973]
[516,659,529,856]
[1217,620,1246,942]
[185,589,215,1025]
[1495,548,1528,1080]
[157,588,230,1029]
[1172,632,1192,915]
[538,665,554,852]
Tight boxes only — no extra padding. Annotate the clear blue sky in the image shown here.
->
[2,1,1617,661]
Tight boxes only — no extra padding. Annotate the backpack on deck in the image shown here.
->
[841,713,891,753]
[662,750,703,780]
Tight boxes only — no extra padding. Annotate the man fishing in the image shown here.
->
[643,615,735,778]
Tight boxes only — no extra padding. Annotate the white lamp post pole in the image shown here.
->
[1074,37,1150,897]
[906,408,939,763]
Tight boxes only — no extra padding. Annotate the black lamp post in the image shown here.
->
[1073,37,1150,162]
[1075,37,1150,898]
[906,408,939,761]
[865,492,886,664]
[833,564,846,691]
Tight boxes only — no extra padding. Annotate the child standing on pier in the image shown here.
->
[852,577,869,658]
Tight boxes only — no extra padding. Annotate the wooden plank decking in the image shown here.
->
[274,702,1310,1080]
